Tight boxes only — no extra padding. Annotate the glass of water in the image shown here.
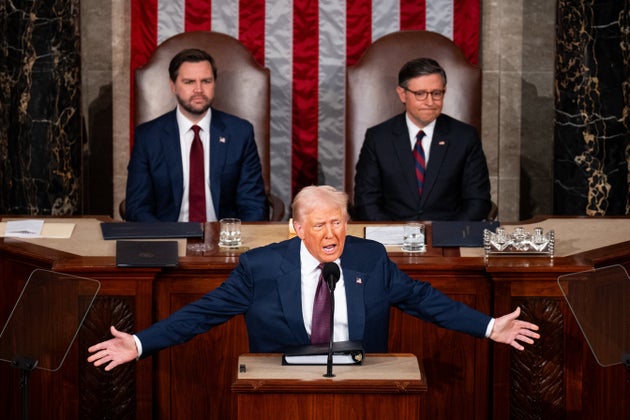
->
[402,223,426,252]
[219,218,241,247]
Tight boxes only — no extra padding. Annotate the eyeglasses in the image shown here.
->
[403,87,445,101]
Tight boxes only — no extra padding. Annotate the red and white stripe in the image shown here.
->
[131,0,480,207]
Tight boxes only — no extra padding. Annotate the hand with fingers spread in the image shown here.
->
[490,307,540,350]
[87,326,138,371]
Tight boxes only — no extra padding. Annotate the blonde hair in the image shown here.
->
[292,185,349,223]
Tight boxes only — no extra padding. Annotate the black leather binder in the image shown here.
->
[115,240,179,267]
[101,222,203,240]
[431,221,500,247]
[282,340,364,365]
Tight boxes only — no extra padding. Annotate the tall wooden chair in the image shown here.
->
[345,30,492,218]
[124,31,284,220]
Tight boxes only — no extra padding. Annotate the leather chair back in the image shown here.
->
[135,30,270,190]
[134,31,284,220]
[345,30,481,198]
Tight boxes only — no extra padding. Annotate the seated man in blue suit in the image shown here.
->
[88,185,539,371]
[354,57,492,221]
[125,48,268,222]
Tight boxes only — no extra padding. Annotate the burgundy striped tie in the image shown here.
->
[189,125,206,222]
[413,130,426,196]
[311,263,331,344]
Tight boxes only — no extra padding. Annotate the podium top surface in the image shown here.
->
[233,353,427,393]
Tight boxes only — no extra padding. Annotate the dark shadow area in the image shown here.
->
[83,83,113,216]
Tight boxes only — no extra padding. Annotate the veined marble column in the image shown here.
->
[0,1,81,215]
[554,1,630,215]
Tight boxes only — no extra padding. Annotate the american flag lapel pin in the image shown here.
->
[355,277,363,285]
[219,137,226,143]
[438,140,446,146]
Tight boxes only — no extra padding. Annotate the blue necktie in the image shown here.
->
[413,131,426,196]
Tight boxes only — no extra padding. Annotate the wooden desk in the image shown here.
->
[0,217,629,419]
[232,353,426,420]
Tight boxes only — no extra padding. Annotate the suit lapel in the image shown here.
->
[341,266,367,342]
[276,238,311,343]
[274,238,369,344]
[391,114,421,205]
[162,111,184,206]
[422,115,450,203]
[209,108,227,215]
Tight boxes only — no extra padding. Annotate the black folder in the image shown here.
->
[101,222,203,240]
[282,340,364,365]
[431,221,500,247]
[115,240,179,267]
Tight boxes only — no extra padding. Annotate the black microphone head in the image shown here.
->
[321,262,340,290]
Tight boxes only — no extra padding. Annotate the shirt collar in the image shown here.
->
[299,241,340,272]
[405,113,436,141]
[176,106,212,136]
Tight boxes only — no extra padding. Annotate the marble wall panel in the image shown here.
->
[0,0,82,215]
[81,0,113,215]
[520,0,556,218]
[111,0,130,220]
[554,0,630,215]
[521,73,555,218]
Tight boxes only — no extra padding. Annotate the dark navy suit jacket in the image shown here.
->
[136,236,491,354]
[125,108,268,221]
[354,112,491,221]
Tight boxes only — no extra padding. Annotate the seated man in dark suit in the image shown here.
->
[354,58,492,221]
[125,48,268,222]
[87,185,538,371]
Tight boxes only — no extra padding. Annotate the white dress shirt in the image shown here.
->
[405,114,436,166]
[300,241,350,342]
[175,107,217,222]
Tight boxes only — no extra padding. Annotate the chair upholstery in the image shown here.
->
[345,30,482,203]
[131,31,284,221]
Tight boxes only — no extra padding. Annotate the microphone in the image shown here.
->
[321,262,340,377]
[321,262,340,292]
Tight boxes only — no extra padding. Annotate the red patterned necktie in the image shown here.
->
[311,263,331,344]
[189,125,206,222]
[413,130,426,196]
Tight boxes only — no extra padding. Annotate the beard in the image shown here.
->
[176,94,212,116]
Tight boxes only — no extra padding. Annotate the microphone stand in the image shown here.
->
[323,280,336,378]
[11,356,38,420]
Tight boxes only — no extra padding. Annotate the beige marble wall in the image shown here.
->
[82,0,130,220]
[481,0,556,221]
[84,1,556,222]
[481,0,523,221]
[520,0,556,218]
[111,0,131,220]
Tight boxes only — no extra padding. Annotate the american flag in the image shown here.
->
[130,0,480,208]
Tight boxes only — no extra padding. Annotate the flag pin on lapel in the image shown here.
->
[219,137,226,143]
[438,140,446,145]
[355,277,363,284]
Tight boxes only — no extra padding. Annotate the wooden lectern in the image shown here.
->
[232,353,427,420]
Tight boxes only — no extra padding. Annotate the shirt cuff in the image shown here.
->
[133,334,143,359]
[485,318,495,338]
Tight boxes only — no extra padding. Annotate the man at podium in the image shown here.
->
[88,185,539,370]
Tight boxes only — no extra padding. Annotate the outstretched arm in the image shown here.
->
[490,307,540,350]
[87,326,138,371]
